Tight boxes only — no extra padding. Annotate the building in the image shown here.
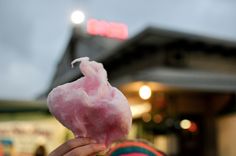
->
[45,26,236,156]
[0,100,68,156]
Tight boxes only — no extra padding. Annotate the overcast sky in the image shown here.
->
[1,0,236,100]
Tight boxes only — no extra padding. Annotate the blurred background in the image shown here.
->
[1,0,236,156]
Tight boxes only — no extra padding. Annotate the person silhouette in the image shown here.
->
[34,145,47,156]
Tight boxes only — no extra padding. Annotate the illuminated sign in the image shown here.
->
[87,19,128,40]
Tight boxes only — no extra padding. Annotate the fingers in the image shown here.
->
[64,143,106,156]
[49,138,103,156]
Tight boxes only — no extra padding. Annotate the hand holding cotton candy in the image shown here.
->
[47,57,132,146]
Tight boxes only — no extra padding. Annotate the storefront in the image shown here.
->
[43,26,236,156]
[0,100,70,156]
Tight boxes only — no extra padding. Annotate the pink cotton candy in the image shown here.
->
[47,57,132,146]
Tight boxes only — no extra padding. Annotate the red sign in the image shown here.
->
[87,19,128,40]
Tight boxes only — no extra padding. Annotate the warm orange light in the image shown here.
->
[142,113,152,123]
[130,103,151,119]
[188,122,198,133]
[153,114,163,124]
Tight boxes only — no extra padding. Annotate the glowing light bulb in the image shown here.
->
[180,119,191,129]
[139,85,152,100]
[71,10,85,24]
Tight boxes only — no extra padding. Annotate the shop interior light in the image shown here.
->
[71,10,85,24]
[188,122,198,133]
[139,85,152,100]
[153,114,163,124]
[180,119,191,129]
[142,113,152,123]
[130,102,151,119]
